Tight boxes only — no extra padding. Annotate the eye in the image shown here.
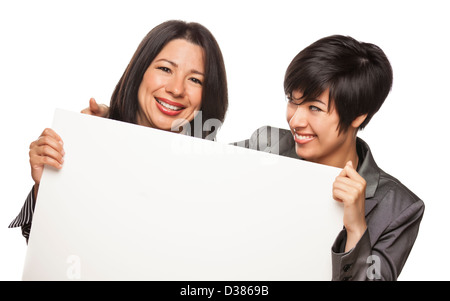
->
[309,105,322,112]
[157,66,171,73]
[190,77,203,86]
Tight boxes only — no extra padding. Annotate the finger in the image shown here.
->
[333,179,351,195]
[334,175,363,190]
[99,103,109,115]
[336,160,354,176]
[332,188,346,203]
[333,177,366,207]
[342,161,366,183]
[31,134,65,163]
[33,135,65,155]
[333,184,362,204]
[81,98,98,114]
[31,154,63,170]
[333,182,360,202]
[34,145,65,165]
[38,128,63,145]
[346,160,353,168]
[334,174,365,193]
[338,167,347,177]
[89,98,100,113]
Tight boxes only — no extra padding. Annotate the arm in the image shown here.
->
[8,187,36,243]
[10,97,107,243]
[10,96,107,242]
[9,128,65,242]
[331,200,424,280]
[332,162,424,280]
[29,128,65,199]
[333,161,367,252]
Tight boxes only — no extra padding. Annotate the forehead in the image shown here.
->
[292,88,331,107]
[154,39,205,70]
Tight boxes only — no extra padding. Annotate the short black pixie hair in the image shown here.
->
[284,35,393,133]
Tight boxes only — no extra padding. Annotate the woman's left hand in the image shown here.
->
[333,161,367,252]
[81,98,109,117]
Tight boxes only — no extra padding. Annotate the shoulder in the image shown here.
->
[378,169,424,208]
[376,169,425,215]
[366,166,425,245]
[248,125,292,145]
[358,138,424,237]
[358,138,424,212]
[232,125,298,159]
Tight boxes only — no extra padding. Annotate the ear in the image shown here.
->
[351,113,368,129]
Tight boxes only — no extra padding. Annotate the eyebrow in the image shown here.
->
[291,96,328,107]
[308,99,327,106]
[155,58,205,76]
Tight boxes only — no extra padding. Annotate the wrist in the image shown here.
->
[344,223,367,252]
[347,221,367,237]
[33,183,40,201]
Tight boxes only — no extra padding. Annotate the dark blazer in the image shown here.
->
[233,126,425,281]
[10,125,425,280]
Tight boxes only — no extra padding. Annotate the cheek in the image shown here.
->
[189,89,203,109]
[138,76,163,105]
[324,117,341,138]
[140,71,163,94]
[286,105,294,123]
[316,120,340,143]
[137,82,145,102]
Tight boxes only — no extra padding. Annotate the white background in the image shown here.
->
[1,0,449,281]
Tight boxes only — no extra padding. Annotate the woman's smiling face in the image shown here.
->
[137,38,205,131]
[286,88,359,168]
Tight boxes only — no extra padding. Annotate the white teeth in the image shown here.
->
[156,98,183,111]
[295,133,315,140]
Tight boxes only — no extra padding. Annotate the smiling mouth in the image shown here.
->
[294,133,317,144]
[155,97,185,111]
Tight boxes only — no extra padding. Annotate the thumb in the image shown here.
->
[338,161,353,177]
[89,98,100,113]
[346,160,353,168]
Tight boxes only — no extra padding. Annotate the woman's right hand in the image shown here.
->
[81,98,109,117]
[29,128,65,199]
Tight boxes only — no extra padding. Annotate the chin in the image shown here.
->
[295,147,317,162]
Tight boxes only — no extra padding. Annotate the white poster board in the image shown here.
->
[23,109,343,281]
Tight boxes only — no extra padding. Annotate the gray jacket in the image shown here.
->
[233,126,425,281]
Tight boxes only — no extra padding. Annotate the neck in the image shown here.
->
[317,134,359,169]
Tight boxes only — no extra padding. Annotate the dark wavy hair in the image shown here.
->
[284,35,393,133]
[109,20,228,140]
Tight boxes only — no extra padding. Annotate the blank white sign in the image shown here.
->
[23,109,343,281]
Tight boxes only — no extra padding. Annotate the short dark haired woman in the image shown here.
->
[238,35,424,280]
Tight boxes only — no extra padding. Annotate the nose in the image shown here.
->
[166,75,185,97]
[288,105,308,130]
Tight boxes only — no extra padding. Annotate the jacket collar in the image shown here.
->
[356,137,381,215]
[277,129,381,216]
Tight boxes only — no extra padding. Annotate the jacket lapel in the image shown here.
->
[356,137,381,216]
